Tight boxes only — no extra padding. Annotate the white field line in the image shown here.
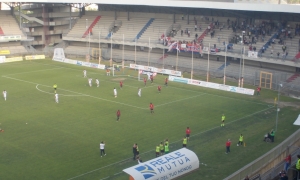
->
[68,106,274,180]
[152,82,269,106]
[78,75,147,90]
[2,67,63,76]
[155,94,206,107]
[36,85,86,97]
[3,61,266,107]
[2,76,147,110]
[26,61,267,108]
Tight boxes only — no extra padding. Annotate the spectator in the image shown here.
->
[194,24,197,31]
[277,52,280,59]
[181,30,183,36]
[244,175,250,180]
[279,170,288,180]
[195,33,198,39]
[284,154,291,172]
[226,139,231,154]
[188,30,190,37]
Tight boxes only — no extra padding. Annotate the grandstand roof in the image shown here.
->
[3,0,300,13]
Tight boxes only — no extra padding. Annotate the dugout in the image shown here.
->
[123,148,199,180]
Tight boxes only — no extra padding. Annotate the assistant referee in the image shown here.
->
[53,83,57,93]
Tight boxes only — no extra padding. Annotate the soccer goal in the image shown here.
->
[112,64,144,81]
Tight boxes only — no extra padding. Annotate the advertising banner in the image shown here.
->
[0,50,10,55]
[5,56,23,62]
[52,48,65,61]
[130,64,181,77]
[52,48,105,70]
[123,148,199,180]
[248,51,258,58]
[25,55,45,60]
[0,35,21,41]
[0,56,5,63]
[169,76,255,95]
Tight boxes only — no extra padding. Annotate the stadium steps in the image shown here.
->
[286,73,300,82]
[258,28,281,54]
[134,18,155,41]
[197,23,214,42]
[82,16,101,38]
[158,54,168,61]
[292,52,300,62]
[217,62,231,71]
[0,27,4,35]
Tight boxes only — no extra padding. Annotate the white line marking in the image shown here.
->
[2,67,63,76]
[155,94,205,107]
[67,106,274,180]
[2,76,147,110]
[36,85,86,97]
[28,61,267,107]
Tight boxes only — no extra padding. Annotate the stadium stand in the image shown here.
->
[286,73,300,82]
[138,18,171,42]
[0,11,25,37]
[82,15,101,38]
[0,27,4,35]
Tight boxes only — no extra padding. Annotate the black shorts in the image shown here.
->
[222,120,225,122]
[183,144,187,147]
[186,134,190,137]
[150,108,153,111]
[160,150,164,153]
[54,88,57,90]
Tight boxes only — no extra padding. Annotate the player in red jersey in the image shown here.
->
[158,86,161,93]
[120,81,123,89]
[144,78,147,86]
[149,103,154,114]
[165,77,168,86]
[116,110,121,121]
[150,75,153,84]
[186,127,191,141]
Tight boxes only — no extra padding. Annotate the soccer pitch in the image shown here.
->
[0,60,299,180]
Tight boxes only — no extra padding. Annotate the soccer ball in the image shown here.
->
[128,75,130,77]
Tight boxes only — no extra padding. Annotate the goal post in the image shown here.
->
[112,64,141,80]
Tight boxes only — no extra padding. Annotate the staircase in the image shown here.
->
[0,27,4,35]
[292,52,300,62]
[259,29,281,54]
[197,23,214,42]
[159,54,168,61]
[286,73,300,82]
[217,62,230,71]
[82,16,101,38]
[133,18,155,41]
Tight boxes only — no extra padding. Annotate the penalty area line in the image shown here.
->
[36,85,86,97]
[2,76,147,110]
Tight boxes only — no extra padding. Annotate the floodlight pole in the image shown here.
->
[275,83,282,132]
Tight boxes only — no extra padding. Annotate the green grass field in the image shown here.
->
[0,60,299,180]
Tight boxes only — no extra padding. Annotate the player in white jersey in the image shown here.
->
[54,93,59,103]
[3,90,7,101]
[113,88,117,98]
[83,70,87,78]
[95,78,99,87]
[138,88,141,97]
[88,78,92,87]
